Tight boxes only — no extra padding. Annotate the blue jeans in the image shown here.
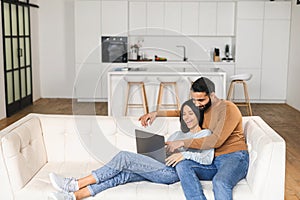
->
[175,150,249,200]
[87,151,179,196]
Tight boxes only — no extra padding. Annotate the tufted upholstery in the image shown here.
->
[0,114,285,200]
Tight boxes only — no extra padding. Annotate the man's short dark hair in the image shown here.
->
[191,77,215,94]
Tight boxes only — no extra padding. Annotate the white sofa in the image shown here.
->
[0,114,285,200]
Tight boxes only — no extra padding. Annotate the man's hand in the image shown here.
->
[166,140,184,153]
[165,153,184,167]
[138,111,157,127]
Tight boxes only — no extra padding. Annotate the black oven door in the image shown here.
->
[102,36,127,63]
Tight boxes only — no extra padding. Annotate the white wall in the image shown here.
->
[0,3,6,119]
[287,0,300,111]
[31,0,41,102]
[38,0,75,98]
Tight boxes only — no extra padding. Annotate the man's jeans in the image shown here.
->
[87,151,179,196]
[175,150,249,200]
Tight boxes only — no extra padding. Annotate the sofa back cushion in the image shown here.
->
[1,117,47,191]
[39,115,116,163]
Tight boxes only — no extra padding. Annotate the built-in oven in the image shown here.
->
[101,36,127,63]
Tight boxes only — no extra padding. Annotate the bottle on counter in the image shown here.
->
[213,48,220,62]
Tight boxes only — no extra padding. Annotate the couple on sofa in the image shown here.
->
[49,77,249,200]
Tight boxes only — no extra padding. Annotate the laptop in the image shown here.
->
[135,129,166,163]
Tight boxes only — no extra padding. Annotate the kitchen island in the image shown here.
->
[108,66,226,116]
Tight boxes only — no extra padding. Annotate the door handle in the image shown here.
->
[18,48,23,57]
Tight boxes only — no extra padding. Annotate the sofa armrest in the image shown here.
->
[0,114,47,193]
[244,117,285,200]
[0,143,14,200]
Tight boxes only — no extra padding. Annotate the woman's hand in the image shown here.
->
[166,140,184,153]
[166,153,184,167]
[138,111,157,127]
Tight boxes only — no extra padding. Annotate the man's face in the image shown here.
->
[191,92,211,111]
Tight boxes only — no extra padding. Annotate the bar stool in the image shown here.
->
[124,77,149,116]
[156,77,181,115]
[227,74,253,116]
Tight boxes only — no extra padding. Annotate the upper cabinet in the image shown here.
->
[128,1,236,36]
[147,2,165,35]
[181,2,198,35]
[216,2,235,36]
[198,2,217,36]
[74,0,101,64]
[129,2,147,35]
[101,1,128,36]
[165,2,181,35]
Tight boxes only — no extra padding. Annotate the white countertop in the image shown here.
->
[109,66,225,74]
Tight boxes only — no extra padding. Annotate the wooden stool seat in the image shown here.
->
[227,74,253,116]
[124,77,148,116]
[156,77,180,114]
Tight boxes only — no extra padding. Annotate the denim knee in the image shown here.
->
[212,175,233,193]
[175,160,190,173]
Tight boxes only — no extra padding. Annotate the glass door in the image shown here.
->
[2,0,32,117]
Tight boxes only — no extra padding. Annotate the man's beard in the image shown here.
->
[199,98,212,112]
[198,98,211,128]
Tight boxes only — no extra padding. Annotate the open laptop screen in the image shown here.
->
[135,129,166,163]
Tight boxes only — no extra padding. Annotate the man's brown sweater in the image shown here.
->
[183,99,248,157]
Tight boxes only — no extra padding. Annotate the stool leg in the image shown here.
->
[124,82,130,116]
[174,83,180,110]
[243,81,253,116]
[227,81,235,101]
[141,84,149,114]
[156,83,164,112]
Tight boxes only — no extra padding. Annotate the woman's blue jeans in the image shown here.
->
[87,151,179,196]
[175,150,249,200]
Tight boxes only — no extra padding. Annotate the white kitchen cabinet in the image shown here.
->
[74,0,101,64]
[75,63,103,101]
[237,1,264,19]
[264,2,291,20]
[129,1,147,35]
[198,2,217,36]
[234,68,261,101]
[100,63,127,101]
[164,2,181,35]
[198,2,235,36]
[101,1,128,36]
[236,20,263,69]
[235,1,291,102]
[181,2,198,35]
[147,2,164,35]
[260,19,290,101]
[216,2,235,36]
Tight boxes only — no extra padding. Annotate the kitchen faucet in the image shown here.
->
[176,45,188,61]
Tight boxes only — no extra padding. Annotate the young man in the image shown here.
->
[139,77,249,200]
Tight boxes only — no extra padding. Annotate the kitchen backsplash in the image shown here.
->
[129,36,234,62]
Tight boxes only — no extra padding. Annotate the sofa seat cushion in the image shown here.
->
[14,161,254,200]
[14,162,101,200]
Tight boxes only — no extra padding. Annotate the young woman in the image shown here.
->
[49,100,214,200]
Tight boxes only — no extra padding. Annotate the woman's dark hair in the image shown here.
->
[191,77,215,94]
[180,99,200,133]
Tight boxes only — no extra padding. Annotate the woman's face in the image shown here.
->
[182,105,199,130]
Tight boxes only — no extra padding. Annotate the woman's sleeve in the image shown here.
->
[166,131,182,142]
[181,129,214,165]
[181,149,214,165]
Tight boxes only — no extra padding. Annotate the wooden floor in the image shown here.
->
[1,98,300,200]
